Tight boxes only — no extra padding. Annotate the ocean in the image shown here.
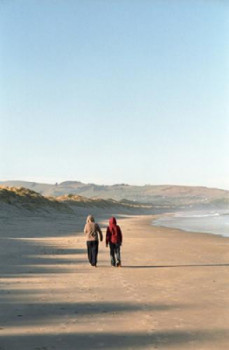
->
[153,210,229,238]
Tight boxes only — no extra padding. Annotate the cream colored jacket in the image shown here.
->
[84,216,103,242]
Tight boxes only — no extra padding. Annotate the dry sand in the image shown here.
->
[0,211,228,350]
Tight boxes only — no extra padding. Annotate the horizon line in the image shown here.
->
[0,179,228,192]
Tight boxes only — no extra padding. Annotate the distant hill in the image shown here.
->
[0,180,228,209]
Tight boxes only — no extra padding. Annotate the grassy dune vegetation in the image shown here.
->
[0,186,152,214]
[0,186,72,213]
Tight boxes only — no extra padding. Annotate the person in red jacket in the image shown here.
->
[106,217,123,267]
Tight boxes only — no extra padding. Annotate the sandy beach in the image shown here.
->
[0,211,228,350]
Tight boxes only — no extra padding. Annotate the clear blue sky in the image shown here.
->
[1,0,228,189]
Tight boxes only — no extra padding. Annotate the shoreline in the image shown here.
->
[0,212,228,349]
[151,211,229,239]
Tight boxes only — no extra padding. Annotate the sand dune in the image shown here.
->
[0,187,152,217]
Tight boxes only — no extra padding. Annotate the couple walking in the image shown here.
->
[84,215,122,267]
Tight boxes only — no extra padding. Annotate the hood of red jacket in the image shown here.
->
[109,217,117,227]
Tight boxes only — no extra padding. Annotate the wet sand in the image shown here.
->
[0,213,228,349]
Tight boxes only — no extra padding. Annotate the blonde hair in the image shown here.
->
[86,215,95,223]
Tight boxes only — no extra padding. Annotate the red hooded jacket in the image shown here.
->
[106,217,122,245]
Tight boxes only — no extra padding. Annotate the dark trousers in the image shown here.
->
[87,240,99,266]
[109,243,121,266]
